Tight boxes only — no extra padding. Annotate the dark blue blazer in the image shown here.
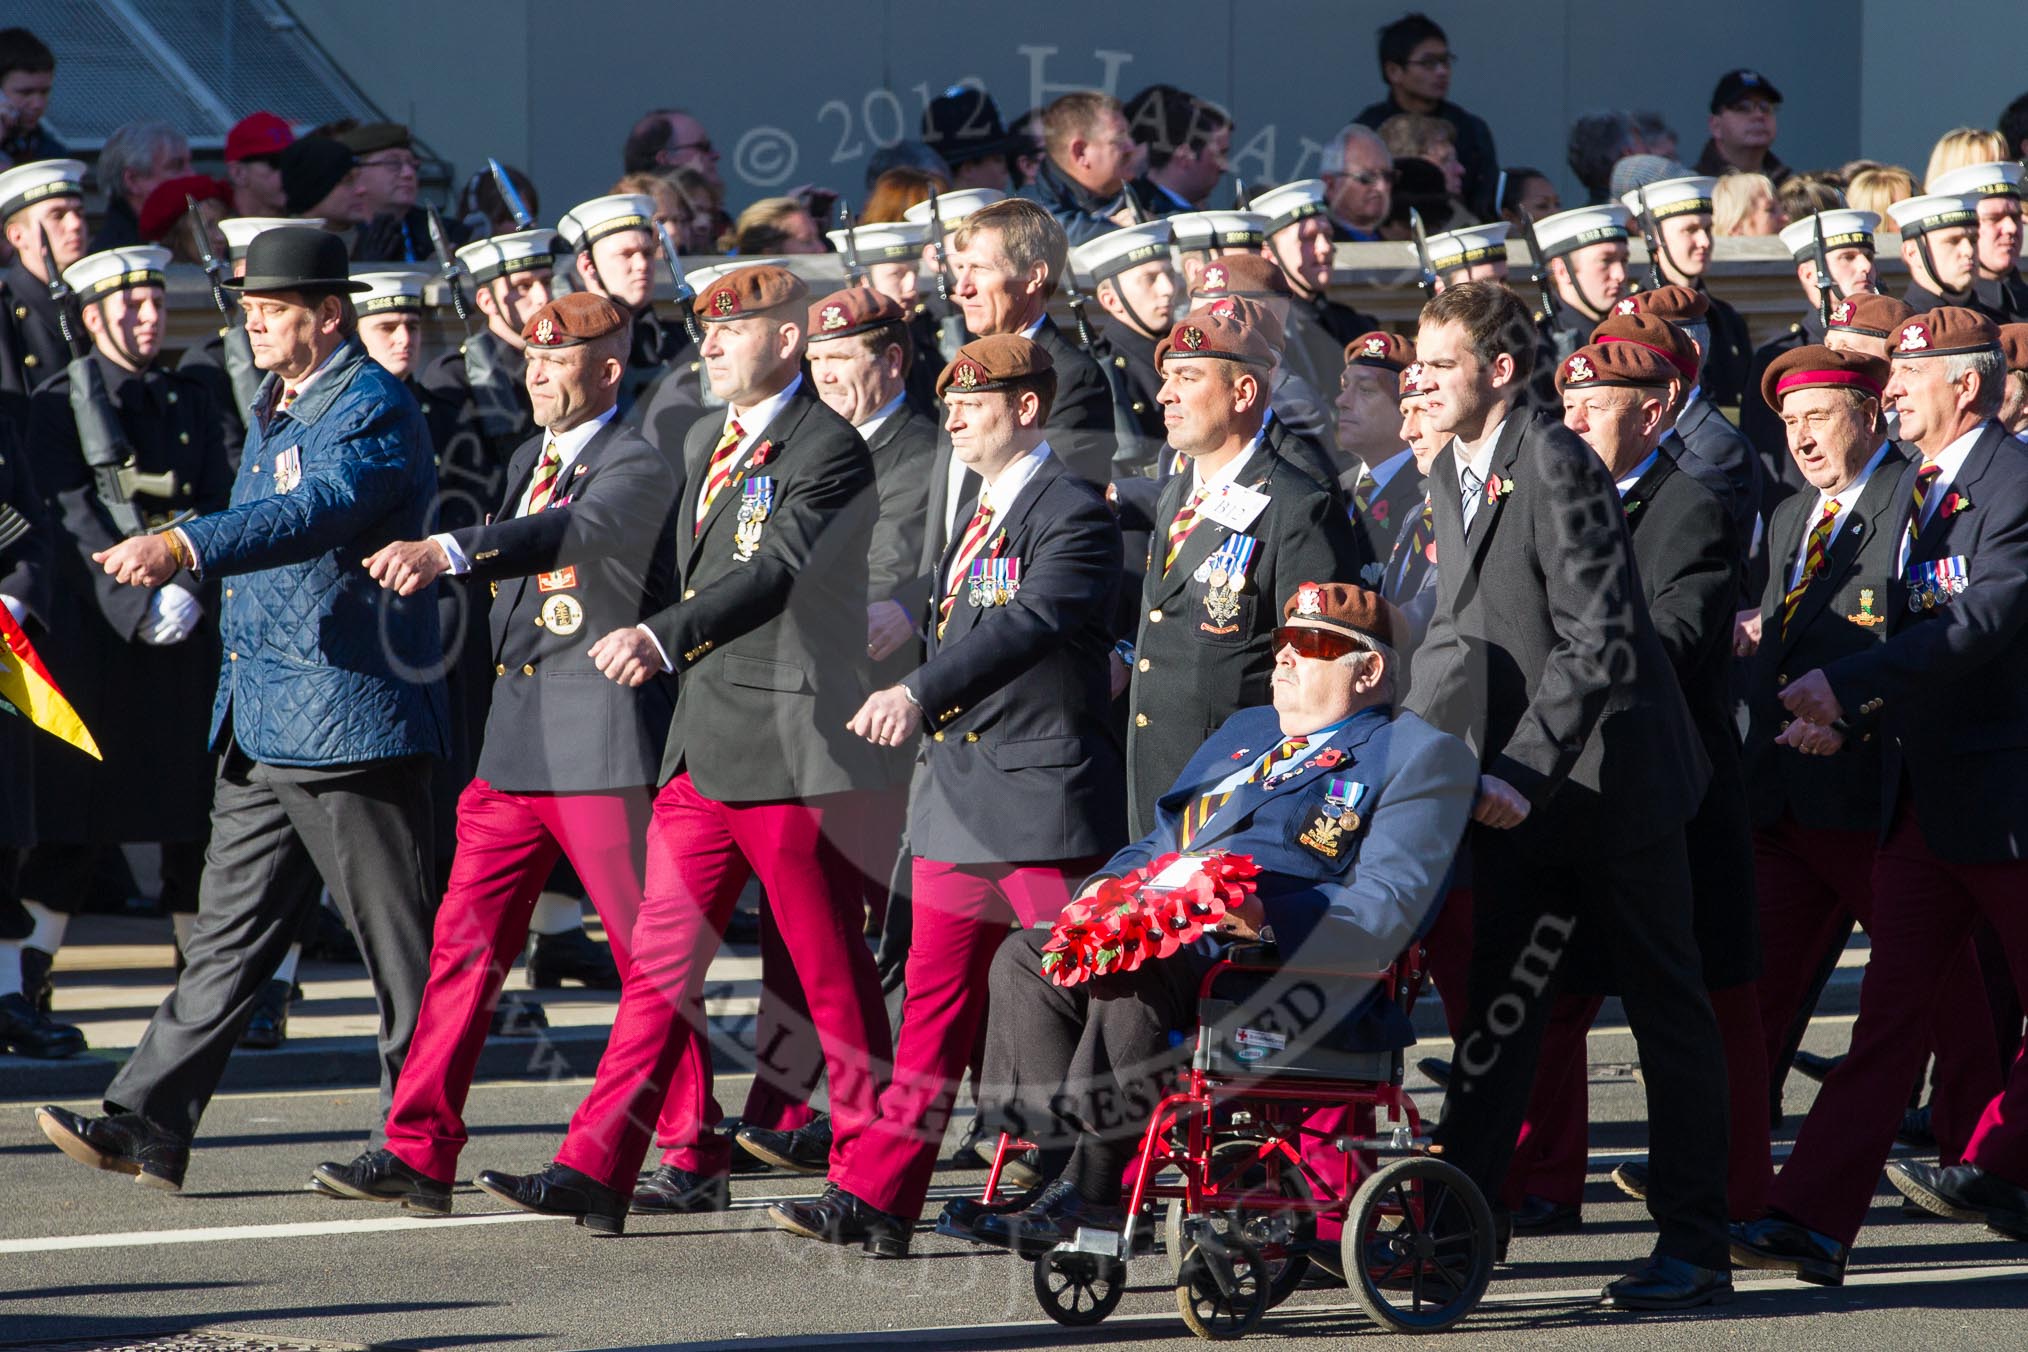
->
[1097,703,1476,975]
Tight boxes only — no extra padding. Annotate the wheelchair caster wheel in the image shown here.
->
[1164,1138,1316,1309]
[1175,1234,1269,1340]
[1344,1155,1493,1334]
[1032,1247,1125,1326]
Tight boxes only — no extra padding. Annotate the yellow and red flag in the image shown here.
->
[0,606,101,761]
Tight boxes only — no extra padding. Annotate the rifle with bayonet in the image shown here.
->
[837,200,865,286]
[1633,184,1668,290]
[427,203,521,441]
[1062,270,1152,473]
[923,183,968,363]
[184,195,262,417]
[487,158,535,230]
[1409,206,1438,300]
[1513,207,1581,371]
[1811,211,1836,328]
[651,216,718,409]
[39,226,177,536]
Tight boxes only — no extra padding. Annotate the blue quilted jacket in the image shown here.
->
[181,339,447,768]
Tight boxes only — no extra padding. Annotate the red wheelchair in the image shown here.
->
[943,943,1495,1339]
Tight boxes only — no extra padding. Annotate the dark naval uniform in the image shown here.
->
[0,261,70,400]
[0,416,52,861]
[1090,313,1166,467]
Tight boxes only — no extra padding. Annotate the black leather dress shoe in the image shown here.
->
[1896,1105,1936,1149]
[1,992,87,1059]
[1729,1215,1847,1286]
[1416,1056,1452,1088]
[1612,1160,1650,1200]
[630,1163,730,1215]
[948,1115,992,1169]
[1512,1193,1582,1234]
[770,1182,912,1258]
[237,978,292,1050]
[36,1105,187,1191]
[525,927,620,990]
[936,1187,1043,1243]
[969,1179,1123,1257]
[1604,1254,1733,1310]
[312,1147,451,1215]
[718,1120,769,1175]
[1888,1160,2028,1239]
[21,944,56,1013]
[736,1117,833,1175]
[475,1162,627,1235]
[1791,1049,1843,1084]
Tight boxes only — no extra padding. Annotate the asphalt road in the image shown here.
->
[6,1021,2028,1352]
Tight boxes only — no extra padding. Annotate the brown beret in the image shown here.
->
[1827,293,1914,338]
[1893,306,2001,359]
[1155,298,1278,369]
[935,333,1054,398]
[522,291,629,349]
[1759,343,1889,410]
[1556,341,1676,392]
[1281,580,1406,651]
[1345,330,1414,372]
[807,286,904,343]
[694,263,809,322]
[1589,312,1698,382]
[1999,323,2028,374]
[1607,284,1708,323]
[1193,254,1291,300]
[1399,361,1432,398]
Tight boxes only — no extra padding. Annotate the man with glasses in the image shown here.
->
[340,123,439,264]
[1320,125,1395,243]
[1694,70,1791,185]
[1354,13,1499,222]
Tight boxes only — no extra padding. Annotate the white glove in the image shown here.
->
[0,594,23,626]
[140,582,203,646]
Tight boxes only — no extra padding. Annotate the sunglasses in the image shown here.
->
[1273,625,1367,661]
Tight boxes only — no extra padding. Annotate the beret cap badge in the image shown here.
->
[1296,583,1324,616]
[1899,323,1929,352]
[820,303,847,331]
[952,359,982,390]
[533,317,555,345]
[710,288,737,317]
[1566,354,1595,382]
[1363,335,1388,355]
[1178,325,1207,351]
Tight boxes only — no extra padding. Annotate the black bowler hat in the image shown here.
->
[223,225,369,294]
[921,84,1035,168]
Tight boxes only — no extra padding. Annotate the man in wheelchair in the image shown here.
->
[954,580,1478,1252]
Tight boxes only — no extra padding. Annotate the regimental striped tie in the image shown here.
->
[1906,461,1942,545]
[936,501,996,639]
[1390,495,1436,599]
[523,437,562,516]
[1164,484,1210,573]
[694,419,745,535]
[1352,470,1379,519]
[1178,735,1310,848]
[1781,500,1840,636]
[1167,447,1189,478]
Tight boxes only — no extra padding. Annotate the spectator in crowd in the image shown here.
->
[1847,164,1917,219]
[1609,154,1693,206]
[920,85,1031,194]
[339,123,435,263]
[1123,83,1231,215]
[280,136,365,237]
[664,165,723,254]
[1017,91,1135,245]
[222,112,292,218]
[2001,92,2028,160]
[1500,166,1561,227]
[732,196,824,255]
[1779,174,1845,226]
[93,121,192,251]
[1569,112,1641,205]
[1381,158,1455,238]
[612,171,691,240]
[0,26,60,166]
[1009,107,1046,189]
[862,140,949,194]
[1715,172,1786,236]
[862,167,945,224]
[456,160,540,239]
[1380,111,1464,201]
[1320,124,1394,241]
[621,108,729,240]
[1633,111,1679,161]
[139,174,230,256]
[1925,127,2011,189]
[1354,11,1498,220]
[1696,69,1790,184]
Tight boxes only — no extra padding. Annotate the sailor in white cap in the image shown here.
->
[1891,192,1981,312]
[1928,161,2027,320]
[1067,218,1177,463]
[351,270,429,384]
[560,192,681,415]
[1622,175,1752,407]
[1421,220,1510,289]
[829,217,941,409]
[901,187,1005,232]
[1250,178,1380,400]
[1518,202,1633,412]
[1165,208,1266,293]
[15,241,232,1047]
[0,158,90,396]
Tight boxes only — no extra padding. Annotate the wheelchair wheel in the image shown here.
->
[1175,1233,1270,1340]
[1165,1139,1315,1308]
[1032,1248,1126,1327]
[1343,1156,1494,1334]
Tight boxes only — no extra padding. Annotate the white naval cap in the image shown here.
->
[1929,161,2024,202]
[1422,220,1510,273]
[826,219,930,264]
[1890,192,1979,237]
[683,258,788,294]
[558,193,656,250]
[1620,174,1718,221]
[60,245,170,303]
[456,227,561,284]
[351,269,430,315]
[1530,203,1632,259]
[218,216,319,263]
[901,188,1005,228]
[1247,179,1330,234]
[1068,219,1174,287]
[1776,209,1881,260]
[0,158,85,222]
[1167,209,1267,252]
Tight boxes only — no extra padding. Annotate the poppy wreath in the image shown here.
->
[1040,852,1261,987]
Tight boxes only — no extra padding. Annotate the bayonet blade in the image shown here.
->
[487,158,535,230]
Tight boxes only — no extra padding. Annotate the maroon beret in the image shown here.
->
[1760,343,1889,410]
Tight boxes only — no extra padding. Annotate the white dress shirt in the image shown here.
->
[433,405,618,574]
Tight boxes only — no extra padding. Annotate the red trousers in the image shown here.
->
[554,774,891,1191]
[1504,984,1771,1218]
[1772,804,2028,1246]
[1753,812,1999,1164]
[384,780,662,1181]
[835,857,1083,1220]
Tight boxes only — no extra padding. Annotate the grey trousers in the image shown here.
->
[105,745,436,1144]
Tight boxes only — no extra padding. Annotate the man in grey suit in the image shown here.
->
[1405,281,1731,1310]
